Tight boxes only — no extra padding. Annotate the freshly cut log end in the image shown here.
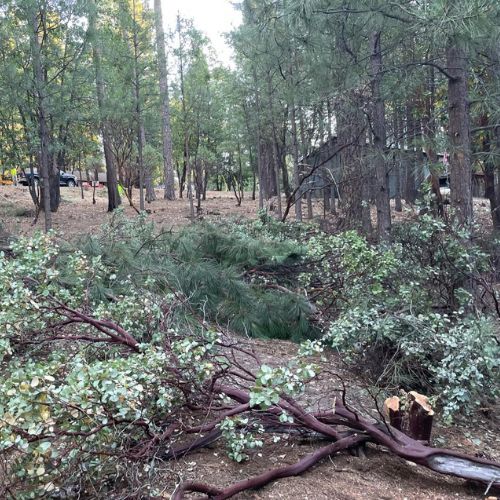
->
[384,396,403,430]
[407,391,434,442]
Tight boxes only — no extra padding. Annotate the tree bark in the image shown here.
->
[132,0,148,210]
[29,6,52,231]
[393,110,403,212]
[251,67,264,210]
[338,95,364,227]
[422,66,444,216]
[446,39,472,226]
[484,43,500,230]
[290,105,303,221]
[370,31,391,241]
[177,15,194,218]
[154,0,176,200]
[266,75,282,218]
[89,0,121,212]
[405,101,417,204]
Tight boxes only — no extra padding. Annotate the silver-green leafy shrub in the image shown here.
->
[0,231,220,498]
[304,216,499,419]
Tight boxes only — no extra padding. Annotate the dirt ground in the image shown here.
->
[159,339,499,500]
[0,185,498,499]
[0,185,259,239]
[0,185,494,239]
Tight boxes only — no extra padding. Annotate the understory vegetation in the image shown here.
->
[0,211,498,497]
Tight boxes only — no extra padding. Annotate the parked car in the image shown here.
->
[20,170,78,187]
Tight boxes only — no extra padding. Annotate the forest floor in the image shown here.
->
[0,184,494,239]
[0,185,498,499]
[0,185,258,238]
[160,337,499,500]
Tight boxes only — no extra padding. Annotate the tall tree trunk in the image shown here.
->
[186,136,195,219]
[299,108,313,219]
[89,0,120,212]
[481,114,500,230]
[177,15,194,217]
[422,66,444,215]
[252,67,264,210]
[49,156,60,212]
[485,43,500,230]
[370,31,391,240]
[290,106,302,221]
[143,128,156,203]
[327,99,333,140]
[132,0,148,210]
[154,0,176,200]
[446,39,472,226]
[30,7,51,231]
[393,110,403,212]
[405,101,417,204]
[266,75,282,218]
[279,108,291,199]
[318,105,330,215]
[338,95,364,226]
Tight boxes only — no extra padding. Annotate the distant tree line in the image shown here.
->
[0,0,499,237]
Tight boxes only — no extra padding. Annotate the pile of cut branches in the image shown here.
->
[1,294,499,498]
[1,224,498,498]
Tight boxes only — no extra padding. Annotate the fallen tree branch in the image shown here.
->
[172,434,368,500]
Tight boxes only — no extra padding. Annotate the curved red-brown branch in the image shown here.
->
[172,434,368,500]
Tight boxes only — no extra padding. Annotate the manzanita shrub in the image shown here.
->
[0,218,319,497]
[0,212,498,497]
[0,231,223,497]
[301,215,499,419]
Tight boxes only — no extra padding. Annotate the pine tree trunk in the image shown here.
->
[154,0,176,200]
[338,95,364,226]
[49,156,61,212]
[143,125,156,203]
[266,75,282,218]
[370,31,391,241]
[132,0,147,211]
[405,101,417,204]
[177,15,194,218]
[89,0,120,212]
[421,67,444,215]
[30,7,52,231]
[393,110,403,212]
[252,67,264,210]
[290,105,302,221]
[486,43,500,230]
[446,39,473,226]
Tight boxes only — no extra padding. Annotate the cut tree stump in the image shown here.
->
[384,392,434,442]
[407,391,434,442]
[384,396,403,430]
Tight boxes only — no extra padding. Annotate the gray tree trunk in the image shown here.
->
[370,31,391,241]
[177,15,194,218]
[252,66,264,210]
[89,0,121,212]
[30,7,52,231]
[405,101,417,204]
[132,0,149,210]
[446,39,473,226]
[338,95,364,226]
[154,0,175,200]
[290,105,302,221]
[266,75,282,218]
[393,110,403,212]
[485,43,500,230]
